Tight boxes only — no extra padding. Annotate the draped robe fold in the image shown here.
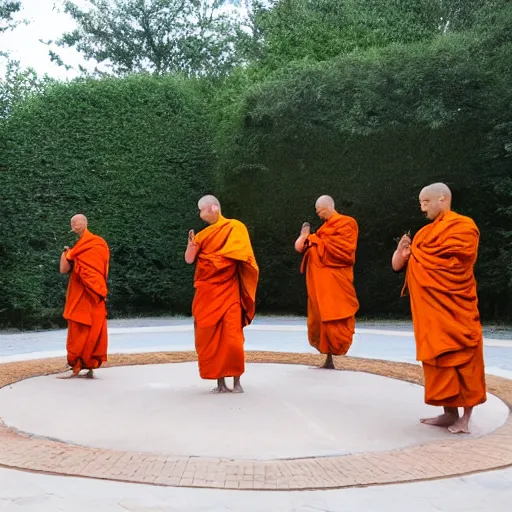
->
[403,211,486,407]
[63,229,110,372]
[300,212,359,355]
[192,216,259,379]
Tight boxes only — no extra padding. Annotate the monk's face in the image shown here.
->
[199,204,219,224]
[316,205,333,221]
[419,190,444,220]
[70,217,87,236]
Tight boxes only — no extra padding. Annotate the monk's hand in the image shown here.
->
[188,229,196,246]
[300,222,311,237]
[397,234,412,259]
[63,246,70,252]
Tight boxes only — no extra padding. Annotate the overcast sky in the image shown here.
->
[0,0,96,79]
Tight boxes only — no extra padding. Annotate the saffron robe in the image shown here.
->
[301,212,359,355]
[403,211,486,407]
[192,215,259,379]
[63,229,110,372]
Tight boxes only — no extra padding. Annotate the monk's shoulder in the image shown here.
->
[335,213,358,231]
[445,211,479,234]
[91,233,110,249]
[228,218,250,234]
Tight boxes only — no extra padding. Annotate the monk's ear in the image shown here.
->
[211,205,219,213]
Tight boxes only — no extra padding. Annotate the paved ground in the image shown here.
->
[2,317,512,373]
[0,316,511,511]
[0,363,507,458]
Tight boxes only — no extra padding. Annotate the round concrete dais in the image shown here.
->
[0,351,511,490]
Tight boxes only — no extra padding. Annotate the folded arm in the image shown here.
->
[310,223,358,266]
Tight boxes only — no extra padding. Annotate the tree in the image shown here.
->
[46,0,254,76]
[0,0,21,33]
[249,0,500,70]
[1,1,22,58]
[0,59,55,120]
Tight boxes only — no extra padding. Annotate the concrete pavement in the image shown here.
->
[0,317,511,511]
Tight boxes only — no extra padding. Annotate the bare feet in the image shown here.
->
[57,368,80,379]
[420,408,459,427]
[448,407,473,434]
[210,378,231,394]
[85,369,94,379]
[233,376,244,393]
[448,418,470,434]
[320,353,335,369]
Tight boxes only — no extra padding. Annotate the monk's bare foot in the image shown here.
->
[233,377,244,393]
[319,353,335,369]
[210,385,231,394]
[420,412,459,427]
[448,407,472,434]
[448,418,470,434]
[57,369,80,379]
[210,378,231,394]
[85,370,94,379]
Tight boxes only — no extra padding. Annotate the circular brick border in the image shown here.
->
[0,351,511,490]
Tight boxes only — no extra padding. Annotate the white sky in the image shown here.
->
[0,0,95,79]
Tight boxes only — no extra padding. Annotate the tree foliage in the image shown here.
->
[0,60,55,120]
[249,0,498,70]
[0,0,21,33]
[46,0,253,76]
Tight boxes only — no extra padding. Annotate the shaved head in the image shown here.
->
[419,182,452,220]
[315,195,336,221]
[198,195,221,210]
[315,195,335,210]
[421,183,452,202]
[198,195,221,225]
[71,213,88,224]
[70,213,88,236]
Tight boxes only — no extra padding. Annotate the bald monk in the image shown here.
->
[392,183,486,434]
[58,214,110,379]
[295,195,359,369]
[185,195,259,393]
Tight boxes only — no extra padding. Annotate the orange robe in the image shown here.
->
[192,215,259,380]
[300,212,359,355]
[403,211,486,407]
[63,229,110,372]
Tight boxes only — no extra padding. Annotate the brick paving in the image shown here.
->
[0,351,511,490]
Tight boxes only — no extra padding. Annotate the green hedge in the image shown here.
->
[0,74,214,327]
[1,5,511,328]
[214,23,512,319]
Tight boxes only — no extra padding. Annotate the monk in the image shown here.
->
[295,195,359,369]
[58,214,110,379]
[392,183,486,434]
[185,195,259,393]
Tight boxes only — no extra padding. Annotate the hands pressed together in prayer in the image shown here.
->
[294,222,311,253]
[392,231,412,271]
[184,229,198,264]
[300,222,311,237]
[397,232,412,258]
[188,229,196,247]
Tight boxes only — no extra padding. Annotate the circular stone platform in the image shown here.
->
[0,351,511,490]
[0,363,508,460]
